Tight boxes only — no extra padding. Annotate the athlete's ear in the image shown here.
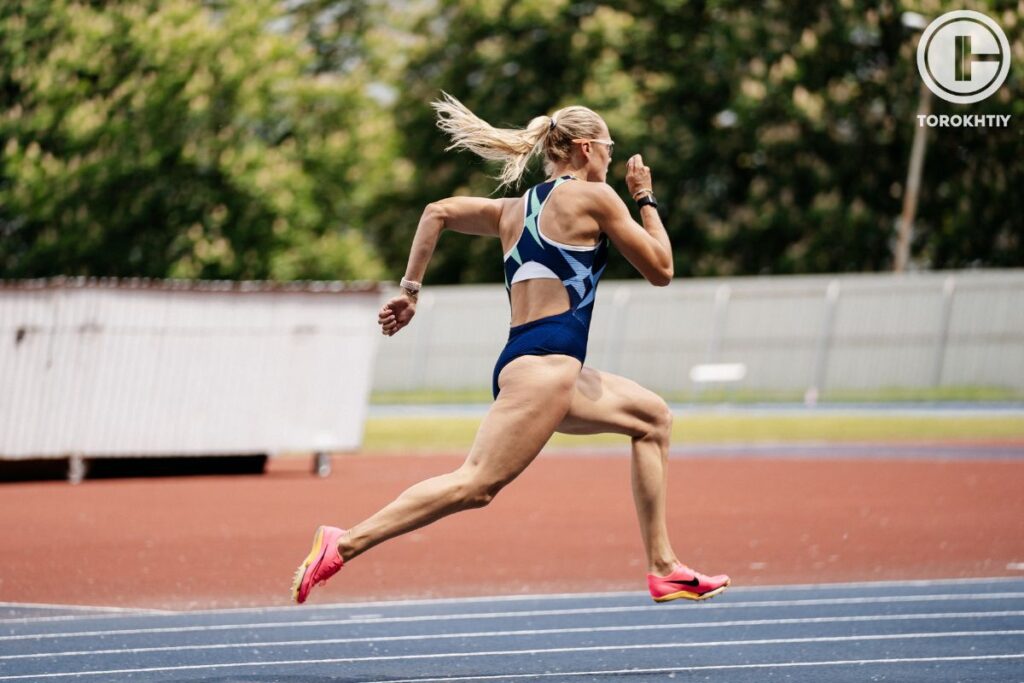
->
[569,142,589,165]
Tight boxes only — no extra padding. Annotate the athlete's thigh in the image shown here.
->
[460,354,581,484]
[556,367,670,438]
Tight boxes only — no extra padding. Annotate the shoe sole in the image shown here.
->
[652,580,731,603]
[290,525,327,604]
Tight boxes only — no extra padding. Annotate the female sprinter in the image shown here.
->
[292,93,730,605]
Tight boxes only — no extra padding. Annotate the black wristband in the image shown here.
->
[637,193,658,210]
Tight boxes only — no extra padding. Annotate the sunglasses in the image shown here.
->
[572,138,615,156]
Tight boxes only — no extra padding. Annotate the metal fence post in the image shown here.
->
[708,284,731,361]
[808,279,841,405]
[602,286,632,374]
[410,292,435,391]
[692,284,731,401]
[932,275,956,387]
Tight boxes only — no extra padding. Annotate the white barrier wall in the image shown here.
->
[372,270,1024,397]
[0,279,382,459]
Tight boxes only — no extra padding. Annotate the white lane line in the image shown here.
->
[0,602,169,616]
[4,592,1024,642]
[0,613,176,626]
[173,589,642,616]
[748,575,1024,590]
[4,576,1019,621]
[368,653,1024,682]
[2,611,1023,661]
[0,632,1020,680]
[8,591,1024,642]
[99,576,1024,618]
[196,575,1024,615]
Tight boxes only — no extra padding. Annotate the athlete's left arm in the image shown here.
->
[379,196,509,336]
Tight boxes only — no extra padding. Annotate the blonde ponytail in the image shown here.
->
[432,92,549,190]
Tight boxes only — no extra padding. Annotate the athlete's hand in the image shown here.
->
[378,294,416,336]
[625,154,653,198]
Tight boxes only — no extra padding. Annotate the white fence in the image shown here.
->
[3,271,1016,462]
[372,270,1024,398]
[0,279,382,460]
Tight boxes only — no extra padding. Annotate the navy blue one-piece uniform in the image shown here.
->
[492,175,609,398]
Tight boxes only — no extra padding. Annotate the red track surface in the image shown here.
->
[1,453,1022,610]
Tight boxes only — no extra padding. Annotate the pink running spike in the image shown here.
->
[291,525,346,604]
[648,564,731,602]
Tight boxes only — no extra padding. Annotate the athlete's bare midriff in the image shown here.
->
[508,279,571,326]
[501,181,602,327]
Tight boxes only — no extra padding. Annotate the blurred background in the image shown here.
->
[3,0,1021,282]
[0,0,1023,620]
[1,0,1022,459]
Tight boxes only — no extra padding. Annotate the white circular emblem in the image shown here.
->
[917,10,1011,104]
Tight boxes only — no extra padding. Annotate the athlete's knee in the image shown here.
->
[653,398,673,437]
[638,393,673,444]
[451,469,504,509]
[459,480,497,509]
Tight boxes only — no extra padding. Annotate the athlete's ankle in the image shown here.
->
[336,530,358,563]
[649,559,679,577]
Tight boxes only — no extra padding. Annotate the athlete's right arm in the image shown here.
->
[404,196,508,282]
[379,196,511,336]
[591,155,674,286]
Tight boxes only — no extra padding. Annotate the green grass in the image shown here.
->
[372,389,494,405]
[371,385,1024,406]
[820,385,1024,403]
[363,414,1024,452]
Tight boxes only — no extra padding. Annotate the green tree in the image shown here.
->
[366,0,1022,283]
[0,0,392,280]
[3,1,1020,283]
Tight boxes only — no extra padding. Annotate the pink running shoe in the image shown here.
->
[291,525,346,604]
[648,564,731,603]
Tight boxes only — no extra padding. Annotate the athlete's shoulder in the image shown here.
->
[495,195,521,208]
[552,177,607,195]
[575,181,622,212]
[586,181,620,199]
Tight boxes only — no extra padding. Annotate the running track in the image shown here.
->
[1,578,1023,681]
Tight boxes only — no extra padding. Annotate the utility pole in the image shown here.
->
[895,12,932,273]
[895,80,932,273]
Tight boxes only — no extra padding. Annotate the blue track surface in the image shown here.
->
[1,578,1023,681]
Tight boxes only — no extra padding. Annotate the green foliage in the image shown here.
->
[1,0,389,279]
[1,1,1020,282]
[369,0,1023,282]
